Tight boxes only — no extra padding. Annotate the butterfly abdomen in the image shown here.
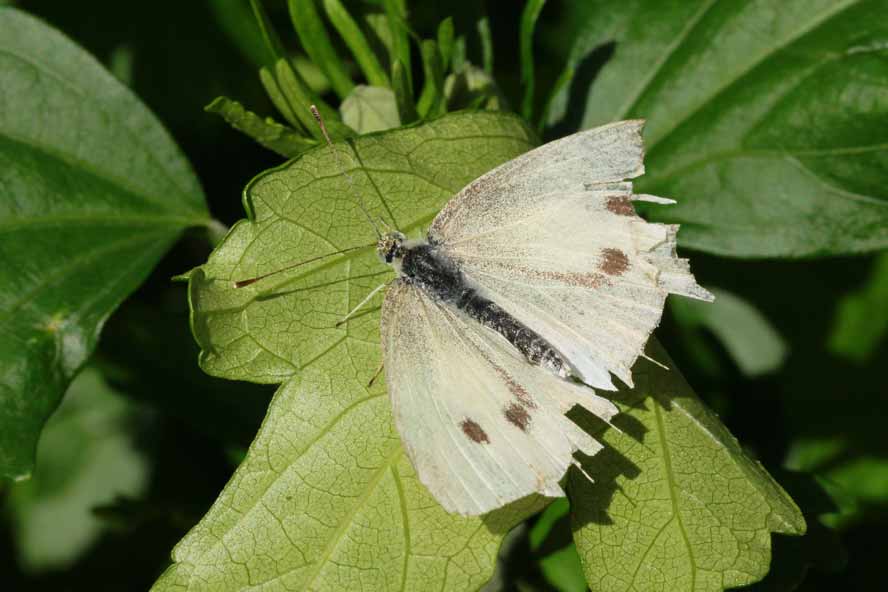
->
[399,243,571,379]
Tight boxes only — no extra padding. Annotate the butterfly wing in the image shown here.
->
[429,120,713,389]
[381,280,617,516]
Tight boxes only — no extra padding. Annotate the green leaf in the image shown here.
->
[340,85,401,134]
[248,0,289,64]
[391,59,418,124]
[207,0,272,67]
[569,341,805,592]
[205,96,317,158]
[383,0,412,88]
[322,0,389,88]
[477,15,494,74]
[261,58,352,142]
[154,111,546,591]
[519,0,546,122]
[444,65,507,112]
[437,17,455,70]
[288,0,355,99]
[671,288,788,377]
[417,39,446,118]
[6,368,151,571]
[787,437,888,507]
[0,7,208,480]
[828,251,888,363]
[529,499,588,592]
[567,0,888,258]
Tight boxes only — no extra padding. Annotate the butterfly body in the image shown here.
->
[379,232,573,381]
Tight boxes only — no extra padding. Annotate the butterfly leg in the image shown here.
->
[335,281,390,327]
[367,361,384,388]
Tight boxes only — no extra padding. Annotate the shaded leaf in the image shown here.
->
[671,288,788,377]
[154,112,547,591]
[417,39,446,118]
[6,368,151,572]
[569,341,805,592]
[828,251,888,363]
[737,472,847,592]
[0,7,208,480]
[205,96,317,158]
[566,0,888,257]
[529,499,587,592]
[391,59,418,124]
[437,17,455,70]
[207,0,271,67]
[382,0,412,88]
[519,0,546,122]
[287,0,354,99]
[340,85,401,134]
[322,0,389,88]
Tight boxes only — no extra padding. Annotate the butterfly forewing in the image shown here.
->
[428,120,713,389]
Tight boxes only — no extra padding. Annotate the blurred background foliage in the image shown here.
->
[2,0,886,590]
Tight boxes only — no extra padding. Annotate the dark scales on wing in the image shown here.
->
[399,243,571,380]
[460,418,490,443]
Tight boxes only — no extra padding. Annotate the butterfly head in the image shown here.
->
[377,231,406,265]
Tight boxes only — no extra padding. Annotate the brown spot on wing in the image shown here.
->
[600,248,629,276]
[490,365,537,408]
[460,419,490,443]
[606,195,636,217]
[504,402,531,431]
[513,267,606,289]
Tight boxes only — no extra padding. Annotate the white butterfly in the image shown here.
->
[237,116,713,516]
[376,120,712,515]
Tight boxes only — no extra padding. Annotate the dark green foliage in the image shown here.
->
[2,1,887,591]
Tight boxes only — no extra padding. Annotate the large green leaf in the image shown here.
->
[562,0,888,258]
[569,341,805,592]
[154,112,546,591]
[0,8,209,479]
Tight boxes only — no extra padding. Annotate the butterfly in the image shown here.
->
[239,112,713,516]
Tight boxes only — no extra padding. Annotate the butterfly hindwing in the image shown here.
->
[380,280,617,516]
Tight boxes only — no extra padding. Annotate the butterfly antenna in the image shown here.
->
[310,105,382,239]
[233,243,371,288]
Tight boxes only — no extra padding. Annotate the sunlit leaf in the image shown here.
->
[569,342,805,592]
[153,111,546,591]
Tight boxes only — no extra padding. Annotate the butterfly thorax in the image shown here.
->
[389,237,572,380]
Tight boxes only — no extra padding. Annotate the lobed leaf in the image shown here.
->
[155,111,545,591]
[0,7,208,480]
[561,0,888,258]
[569,341,805,592]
